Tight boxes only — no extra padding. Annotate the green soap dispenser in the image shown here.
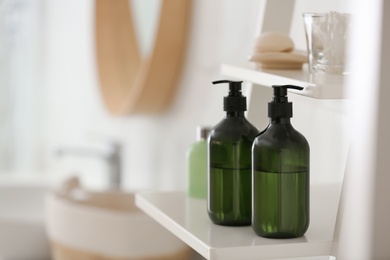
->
[208,80,259,226]
[187,126,211,199]
[252,85,310,238]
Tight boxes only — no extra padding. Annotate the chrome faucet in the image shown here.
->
[56,142,122,189]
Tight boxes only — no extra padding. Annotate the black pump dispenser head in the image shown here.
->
[212,80,246,112]
[269,85,304,118]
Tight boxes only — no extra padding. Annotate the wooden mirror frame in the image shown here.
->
[95,0,192,115]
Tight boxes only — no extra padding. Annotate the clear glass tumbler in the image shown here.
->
[303,12,350,74]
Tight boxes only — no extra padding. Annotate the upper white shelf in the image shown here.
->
[135,184,341,260]
[221,63,347,99]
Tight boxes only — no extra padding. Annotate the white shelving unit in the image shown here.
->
[135,184,341,260]
[221,63,346,99]
[135,63,348,259]
[134,0,357,257]
[136,0,390,257]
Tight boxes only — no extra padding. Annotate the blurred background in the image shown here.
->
[0,0,350,190]
[0,0,264,190]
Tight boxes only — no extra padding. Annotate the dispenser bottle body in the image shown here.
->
[187,126,211,199]
[252,120,310,238]
[208,115,259,226]
[252,85,309,238]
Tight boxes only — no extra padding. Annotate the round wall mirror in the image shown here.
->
[95,0,192,115]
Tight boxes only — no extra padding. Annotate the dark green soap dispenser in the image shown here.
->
[252,85,310,238]
[208,80,259,226]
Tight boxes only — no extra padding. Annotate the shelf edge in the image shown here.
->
[135,192,211,259]
[221,63,346,99]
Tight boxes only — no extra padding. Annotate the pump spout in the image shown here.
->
[272,85,304,101]
[212,80,243,86]
[213,80,243,93]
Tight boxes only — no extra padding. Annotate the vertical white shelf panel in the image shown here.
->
[135,184,341,260]
[221,63,347,99]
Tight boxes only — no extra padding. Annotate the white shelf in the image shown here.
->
[221,63,347,99]
[135,184,341,260]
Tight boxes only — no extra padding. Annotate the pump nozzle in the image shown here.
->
[212,80,246,112]
[272,85,304,102]
[213,80,243,94]
[269,85,304,118]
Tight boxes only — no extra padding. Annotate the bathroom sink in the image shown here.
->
[45,177,191,259]
[0,184,51,260]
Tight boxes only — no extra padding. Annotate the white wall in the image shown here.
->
[43,0,262,190]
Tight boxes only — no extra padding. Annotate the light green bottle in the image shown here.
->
[187,126,211,199]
